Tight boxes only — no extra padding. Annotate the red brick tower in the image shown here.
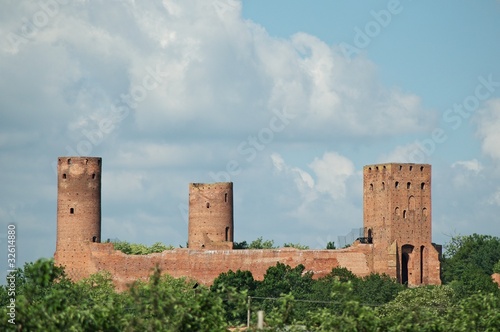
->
[363,163,440,285]
[188,182,233,250]
[55,157,102,277]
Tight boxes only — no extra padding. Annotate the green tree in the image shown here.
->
[283,242,310,249]
[211,269,256,294]
[447,291,500,331]
[355,273,403,306]
[305,280,380,332]
[377,286,455,331]
[0,259,127,331]
[441,233,500,298]
[124,266,227,331]
[248,236,276,249]
[211,269,256,325]
[494,260,500,273]
[254,263,314,322]
[113,240,174,255]
[326,241,336,249]
[233,240,248,249]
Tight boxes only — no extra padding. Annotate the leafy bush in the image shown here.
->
[112,241,174,255]
[248,236,277,249]
[494,260,500,274]
[283,242,310,250]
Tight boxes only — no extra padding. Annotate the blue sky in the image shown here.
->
[1,0,500,277]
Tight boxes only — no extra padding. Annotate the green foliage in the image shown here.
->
[256,263,313,299]
[125,266,227,331]
[441,233,500,297]
[326,241,336,249]
[283,242,310,250]
[112,240,174,255]
[355,273,404,306]
[0,259,127,331]
[233,240,248,249]
[494,260,500,273]
[377,286,455,331]
[254,263,315,323]
[326,266,358,283]
[211,269,256,324]
[4,232,500,330]
[305,281,380,332]
[447,291,500,331]
[211,269,256,294]
[248,236,277,249]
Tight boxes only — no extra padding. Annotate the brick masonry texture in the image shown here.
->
[54,158,441,290]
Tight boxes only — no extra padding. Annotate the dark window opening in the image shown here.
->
[368,229,373,243]
[383,165,386,170]
[395,181,399,188]
[376,166,379,171]
[403,210,407,219]
[92,236,97,243]
[407,182,411,189]
[225,227,230,241]
[98,160,101,165]
[206,202,210,208]
[421,182,425,190]
[420,166,424,171]
[399,165,402,171]
[68,158,71,164]
[70,208,74,214]
[92,173,96,179]
[409,166,413,171]
[85,159,88,165]
[224,193,228,202]
[370,183,373,190]
[368,167,372,172]
[63,174,67,179]
[382,182,385,190]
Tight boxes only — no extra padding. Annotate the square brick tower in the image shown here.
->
[363,163,440,285]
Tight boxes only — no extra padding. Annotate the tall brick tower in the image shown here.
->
[188,182,233,250]
[363,163,440,285]
[55,157,102,277]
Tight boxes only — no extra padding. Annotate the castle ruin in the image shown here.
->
[54,157,441,290]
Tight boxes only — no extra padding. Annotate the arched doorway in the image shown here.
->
[401,245,414,285]
[420,245,425,284]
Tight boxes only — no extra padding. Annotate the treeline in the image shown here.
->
[0,233,499,331]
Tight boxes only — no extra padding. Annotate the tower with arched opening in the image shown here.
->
[188,182,233,249]
[363,163,441,285]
